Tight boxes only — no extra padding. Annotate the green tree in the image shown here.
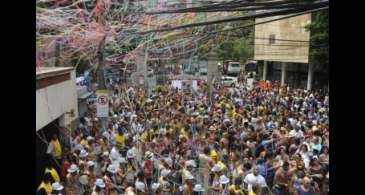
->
[215,29,254,64]
[306,10,329,71]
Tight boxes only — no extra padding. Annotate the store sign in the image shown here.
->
[96,91,109,117]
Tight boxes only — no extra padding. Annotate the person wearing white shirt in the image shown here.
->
[244,167,267,192]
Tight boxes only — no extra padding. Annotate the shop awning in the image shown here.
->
[78,92,93,99]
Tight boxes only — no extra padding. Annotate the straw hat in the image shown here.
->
[79,149,88,158]
[209,126,217,131]
[184,172,194,180]
[193,184,205,192]
[312,126,318,131]
[152,183,161,192]
[280,127,287,132]
[219,175,230,184]
[95,179,105,188]
[52,182,64,191]
[87,136,94,141]
[118,156,127,164]
[107,164,118,174]
[87,160,95,167]
[135,181,145,192]
[145,151,153,159]
[127,149,136,159]
[79,175,89,185]
[67,164,79,173]
[161,169,171,177]
[164,157,173,167]
[211,164,222,172]
[185,160,196,168]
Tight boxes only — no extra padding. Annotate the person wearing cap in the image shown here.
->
[208,163,223,194]
[125,157,137,187]
[192,184,205,195]
[79,162,91,194]
[85,136,96,161]
[218,175,230,195]
[158,168,172,194]
[65,164,79,195]
[142,151,153,188]
[152,183,162,195]
[37,172,53,195]
[135,180,147,195]
[87,160,96,189]
[115,157,128,189]
[50,182,64,195]
[104,164,119,195]
[182,172,195,195]
[92,178,106,195]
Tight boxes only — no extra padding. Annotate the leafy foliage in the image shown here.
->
[214,19,254,63]
[306,10,329,71]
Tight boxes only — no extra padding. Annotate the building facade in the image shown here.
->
[254,14,316,90]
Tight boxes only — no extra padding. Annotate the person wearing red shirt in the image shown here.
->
[143,151,153,188]
[60,154,71,182]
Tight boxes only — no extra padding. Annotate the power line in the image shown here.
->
[146,0,323,14]
[145,0,319,14]
[137,3,328,34]
[140,6,327,47]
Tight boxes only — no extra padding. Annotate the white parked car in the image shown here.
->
[221,76,238,87]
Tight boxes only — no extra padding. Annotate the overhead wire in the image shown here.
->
[137,2,328,33]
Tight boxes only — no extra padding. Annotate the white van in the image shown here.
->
[223,61,241,76]
[228,62,240,75]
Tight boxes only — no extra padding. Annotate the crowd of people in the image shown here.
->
[37,79,329,195]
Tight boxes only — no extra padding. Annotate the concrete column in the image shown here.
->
[207,51,219,99]
[307,63,314,90]
[263,61,268,80]
[281,62,287,86]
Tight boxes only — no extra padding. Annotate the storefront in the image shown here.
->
[36,67,78,187]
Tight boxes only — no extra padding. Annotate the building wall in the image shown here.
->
[254,14,311,63]
[36,71,78,131]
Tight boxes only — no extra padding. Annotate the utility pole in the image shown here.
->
[54,38,61,67]
[97,36,107,90]
[96,35,108,133]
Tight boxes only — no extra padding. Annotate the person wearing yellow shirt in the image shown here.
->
[44,162,60,183]
[248,185,261,195]
[229,178,245,195]
[47,135,62,161]
[115,128,125,150]
[141,131,148,142]
[37,172,52,195]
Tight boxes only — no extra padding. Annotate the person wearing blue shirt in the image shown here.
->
[256,159,267,178]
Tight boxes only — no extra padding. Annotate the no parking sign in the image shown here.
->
[96,90,109,117]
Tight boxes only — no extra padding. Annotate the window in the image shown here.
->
[269,34,275,44]
[231,64,240,67]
